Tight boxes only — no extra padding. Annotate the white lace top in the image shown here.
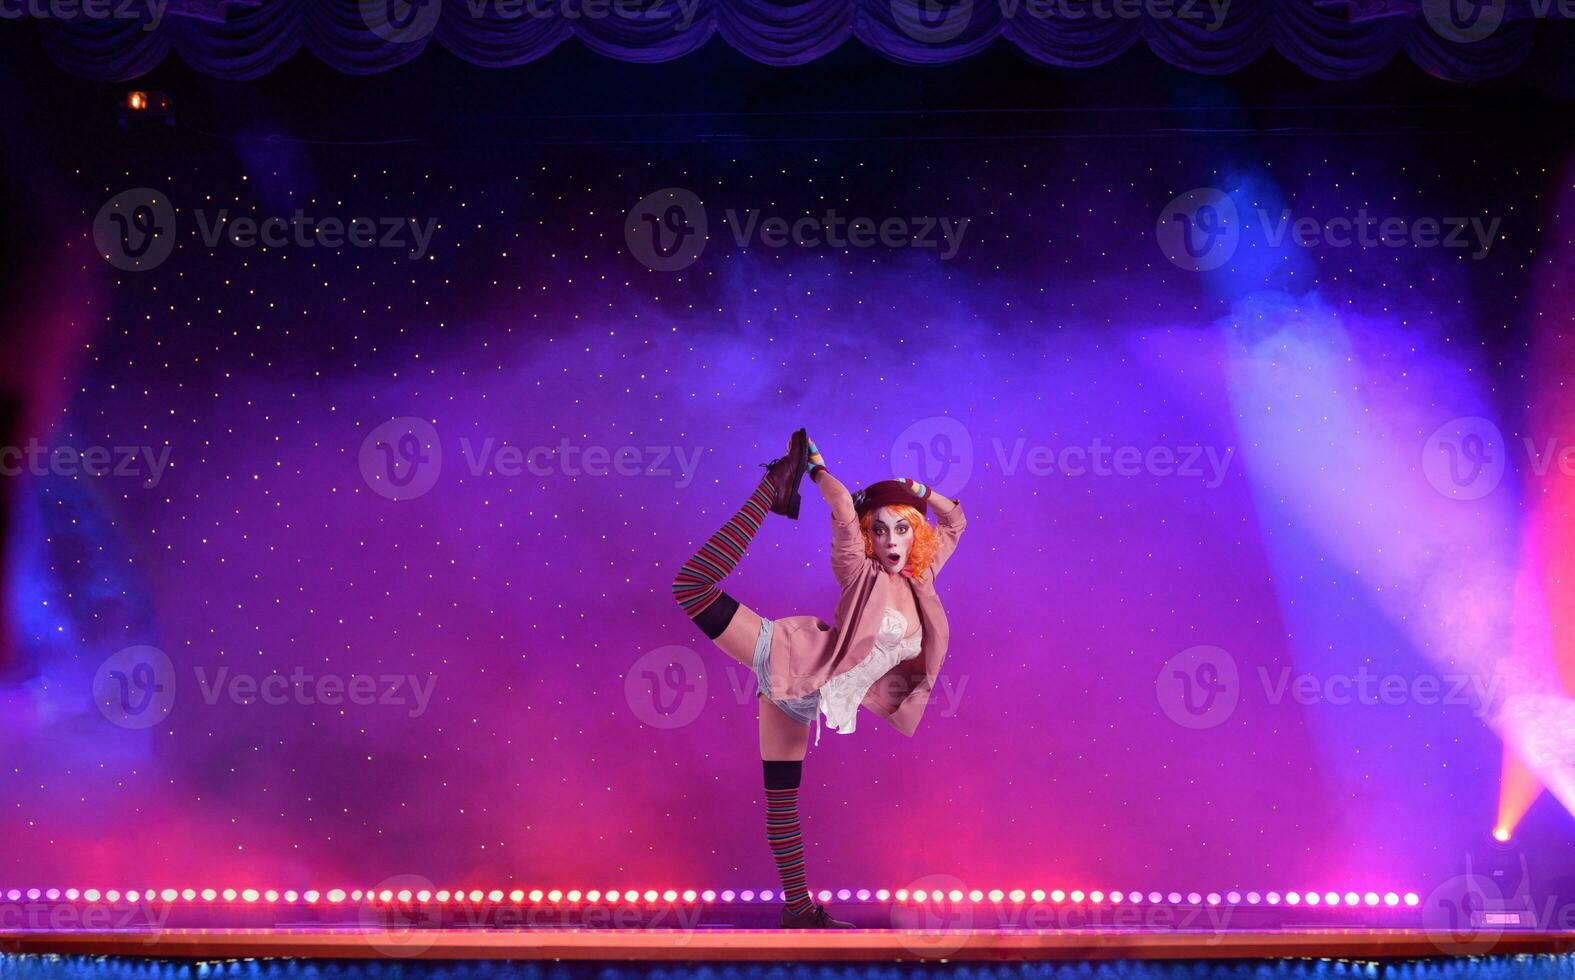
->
[813,606,923,745]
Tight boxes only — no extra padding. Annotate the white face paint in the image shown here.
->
[868,505,915,575]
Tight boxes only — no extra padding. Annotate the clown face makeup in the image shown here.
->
[868,505,915,575]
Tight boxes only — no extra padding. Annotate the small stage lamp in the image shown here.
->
[118,91,176,130]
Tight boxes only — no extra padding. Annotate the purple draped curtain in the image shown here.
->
[34,0,1541,80]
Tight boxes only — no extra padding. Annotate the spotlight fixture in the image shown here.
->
[118,90,176,130]
[1467,830,1537,928]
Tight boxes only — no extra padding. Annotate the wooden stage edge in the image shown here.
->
[5,929,1575,961]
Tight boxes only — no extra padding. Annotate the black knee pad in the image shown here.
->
[693,590,740,640]
[763,759,803,790]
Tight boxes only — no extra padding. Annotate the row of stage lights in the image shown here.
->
[2,887,1422,908]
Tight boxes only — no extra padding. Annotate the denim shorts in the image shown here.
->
[753,617,819,726]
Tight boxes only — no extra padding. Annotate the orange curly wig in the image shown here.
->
[860,504,939,580]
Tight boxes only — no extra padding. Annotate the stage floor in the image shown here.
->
[5,927,1575,961]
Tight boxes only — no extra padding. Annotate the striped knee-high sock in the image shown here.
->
[806,438,829,483]
[671,474,774,621]
[763,760,816,916]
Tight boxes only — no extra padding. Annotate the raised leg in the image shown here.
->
[712,601,764,670]
[671,472,776,661]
